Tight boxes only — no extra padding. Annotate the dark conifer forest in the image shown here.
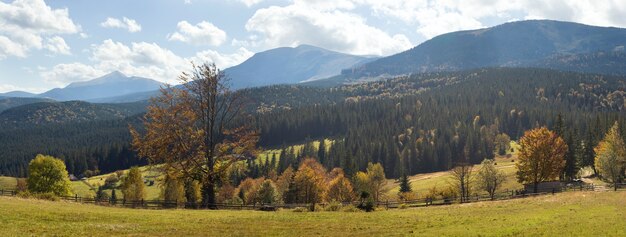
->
[1,68,625,178]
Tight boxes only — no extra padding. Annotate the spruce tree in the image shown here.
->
[554,113,565,138]
[399,172,412,193]
[317,139,326,167]
[111,188,117,204]
[563,131,579,181]
[277,148,287,174]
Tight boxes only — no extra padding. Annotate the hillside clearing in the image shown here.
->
[0,191,624,236]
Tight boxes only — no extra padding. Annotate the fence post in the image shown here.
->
[1,189,3,195]
[141,199,144,208]
[75,194,78,202]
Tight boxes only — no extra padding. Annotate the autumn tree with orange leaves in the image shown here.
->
[516,127,567,193]
[130,63,258,208]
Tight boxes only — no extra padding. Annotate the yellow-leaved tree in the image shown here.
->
[120,166,146,203]
[325,168,355,202]
[294,158,327,205]
[27,154,72,196]
[594,122,626,191]
[516,127,567,193]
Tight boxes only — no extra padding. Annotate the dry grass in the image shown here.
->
[0,191,624,236]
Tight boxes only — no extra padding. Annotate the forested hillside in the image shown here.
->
[0,101,149,127]
[0,97,54,113]
[1,68,625,179]
[257,68,626,178]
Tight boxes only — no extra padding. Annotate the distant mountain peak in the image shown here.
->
[224,45,377,89]
[105,70,127,78]
[38,71,163,101]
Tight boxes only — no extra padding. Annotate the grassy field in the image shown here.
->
[71,166,163,198]
[385,156,522,199]
[0,191,624,236]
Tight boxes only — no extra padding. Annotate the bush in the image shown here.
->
[292,207,309,212]
[16,190,32,199]
[15,178,27,192]
[17,191,59,201]
[259,205,277,211]
[256,180,280,205]
[357,199,375,212]
[227,196,243,205]
[324,200,343,212]
[313,203,324,212]
[35,192,60,201]
[341,205,362,212]
[104,175,119,189]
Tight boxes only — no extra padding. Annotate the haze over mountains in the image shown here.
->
[225,44,376,89]
[0,71,163,102]
[2,20,626,104]
[339,20,626,81]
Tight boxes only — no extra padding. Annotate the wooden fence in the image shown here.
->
[0,182,612,211]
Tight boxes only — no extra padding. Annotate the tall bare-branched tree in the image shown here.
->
[130,63,258,208]
[450,161,473,203]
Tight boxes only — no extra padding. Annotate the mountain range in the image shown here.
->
[337,20,626,81]
[4,71,164,102]
[2,20,626,104]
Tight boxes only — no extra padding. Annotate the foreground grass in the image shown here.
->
[0,191,624,236]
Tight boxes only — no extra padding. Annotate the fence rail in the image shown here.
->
[0,182,619,211]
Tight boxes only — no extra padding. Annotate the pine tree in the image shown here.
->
[563,131,580,181]
[269,153,277,172]
[582,130,596,172]
[111,188,117,204]
[398,172,412,194]
[277,148,287,174]
[554,113,565,138]
[317,139,326,167]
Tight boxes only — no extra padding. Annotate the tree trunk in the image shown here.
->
[533,182,538,193]
[202,181,216,209]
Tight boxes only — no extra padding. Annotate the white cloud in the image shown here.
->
[40,62,104,85]
[0,35,27,58]
[44,36,71,55]
[0,0,80,58]
[100,17,142,33]
[168,21,227,46]
[246,4,412,56]
[361,0,626,39]
[193,47,254,69]
[414,10,483,39]
[239,0,263,7]
[41,40,253,86]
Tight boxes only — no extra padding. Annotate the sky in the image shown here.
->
[1,0,626,93]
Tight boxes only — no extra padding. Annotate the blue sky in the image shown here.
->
[1,0,626,93]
